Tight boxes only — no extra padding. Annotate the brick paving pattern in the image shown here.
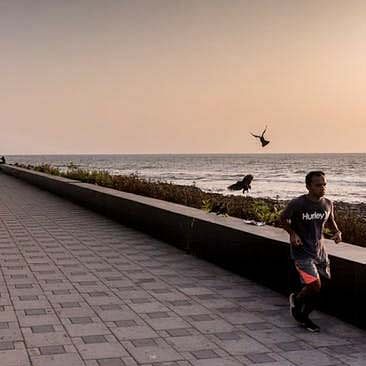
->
[0,172,365,365]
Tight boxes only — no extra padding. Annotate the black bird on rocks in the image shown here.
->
[251,126,270,147]
[228,174,253,194]
[209,201,228,216]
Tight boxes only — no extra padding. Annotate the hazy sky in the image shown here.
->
[2,0,366,154]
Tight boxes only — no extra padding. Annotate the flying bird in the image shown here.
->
[228,174,253,194]
[251,126,270,147]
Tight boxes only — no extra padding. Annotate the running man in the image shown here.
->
[280,171,342,332]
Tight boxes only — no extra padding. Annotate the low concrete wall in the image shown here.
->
[1,164,366,328]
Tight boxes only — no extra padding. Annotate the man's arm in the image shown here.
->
[327,201,342,244]
[279,215,295,235]
[280,202,302,246]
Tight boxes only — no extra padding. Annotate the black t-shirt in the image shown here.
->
[281,195,332,260]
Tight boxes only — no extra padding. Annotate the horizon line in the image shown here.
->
[4,152,366,156]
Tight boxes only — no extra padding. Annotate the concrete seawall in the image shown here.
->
[1,164,366,329]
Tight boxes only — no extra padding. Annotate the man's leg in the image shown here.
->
[296,279,321,314]
[290,259,321,331]
[290,279,320,317]
[300,258,331,315]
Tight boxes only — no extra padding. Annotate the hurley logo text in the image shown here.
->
[302,212,325,221]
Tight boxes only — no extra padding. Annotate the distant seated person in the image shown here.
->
[0,156,6,164]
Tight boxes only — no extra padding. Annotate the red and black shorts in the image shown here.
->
[294,258,331,285]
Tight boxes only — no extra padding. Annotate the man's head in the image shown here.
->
[305,171,326,198]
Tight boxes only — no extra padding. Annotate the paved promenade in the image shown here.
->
[0,172,365,366]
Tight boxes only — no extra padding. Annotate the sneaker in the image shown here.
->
[289,293,304,323]
[302,318,320,333]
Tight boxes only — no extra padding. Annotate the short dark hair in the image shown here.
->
[305,171,325,185]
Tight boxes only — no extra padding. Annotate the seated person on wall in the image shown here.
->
[0,156,5,164]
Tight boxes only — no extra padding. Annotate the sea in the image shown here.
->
[6,154,366,204]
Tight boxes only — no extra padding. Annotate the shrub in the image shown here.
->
[12,163,366,247]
